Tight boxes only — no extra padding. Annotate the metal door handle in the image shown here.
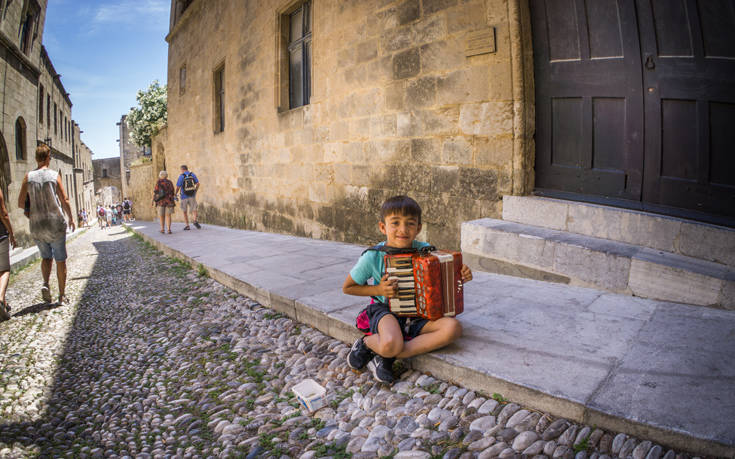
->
[645,55,655,69]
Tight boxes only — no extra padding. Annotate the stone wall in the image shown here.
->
[164,0,534,249]
[128,162,155,221]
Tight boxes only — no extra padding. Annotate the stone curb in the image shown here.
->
[128,224,735,457]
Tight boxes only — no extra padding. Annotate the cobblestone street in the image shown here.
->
[0,227,709,458]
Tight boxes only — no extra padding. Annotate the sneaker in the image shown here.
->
[41,285,52,303]
[58,295,69,306]
[193,221,201,229]
[183,226,191,230]
[347,336,374,370]
[366,355,395,384]
[0,301,9,321]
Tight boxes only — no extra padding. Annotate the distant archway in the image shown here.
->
[0,131,11,199]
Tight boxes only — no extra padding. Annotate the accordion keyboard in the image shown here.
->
[386,256,417,315]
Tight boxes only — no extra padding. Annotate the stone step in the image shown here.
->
[502,195,735,267]
[461,218,735,309]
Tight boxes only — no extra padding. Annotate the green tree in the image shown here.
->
[126,80,167,148]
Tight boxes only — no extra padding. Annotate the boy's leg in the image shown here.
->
[394,317,462,359]
[364,313,405,358]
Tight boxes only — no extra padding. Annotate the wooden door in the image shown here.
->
[637,0,735,218]
[531,0,645,201]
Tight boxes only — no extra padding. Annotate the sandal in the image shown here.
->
[160,230,165,234]
[167,230,172,234]
[183,226,190,230]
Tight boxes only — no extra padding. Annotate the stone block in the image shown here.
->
[356,39,378,62]
[459,101,513,136]
[423,0,458,15]
[502,196,569,231]
[393,47,421,79]
[397,0,420,25]
[420,38,465,73]
[367,55,393,83]
[349,117,371,139]
[567,204,680,252]
[629,259,722,307]
[411,138,441,164]
[405,76,437,108]
[720,280,735,310]
[437,66,491,105]
[442,136,473,165]
[679,222,735,267]
[430,166,460,195]
[553,240,632,291]
[369,114,397,138]
[459,167,498,200]
[385,81,406,110]
[474,136,513,169]
[414,14,446,44]
[447,1,487,33]
[382,27,414,53]
[418,106,459,135]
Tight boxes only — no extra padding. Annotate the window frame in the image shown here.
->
[39,85,44,124]
[213,63,225,133]
[287,1,311,109]
[15,117,26,161]
[179,64,187,96]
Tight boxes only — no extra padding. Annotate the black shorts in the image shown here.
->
[366,301,428,340]
[123,210,131,215]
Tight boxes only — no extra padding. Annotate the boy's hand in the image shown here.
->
[377,273,398,298]
[461,264,473,283]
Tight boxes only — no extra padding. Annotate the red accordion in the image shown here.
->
[384,250,464,320]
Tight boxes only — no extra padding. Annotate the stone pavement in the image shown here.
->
[126,221,735,457]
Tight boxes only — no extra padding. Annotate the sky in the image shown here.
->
[43,0,170,159]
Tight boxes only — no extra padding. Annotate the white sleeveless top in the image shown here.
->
[27,168,66,242]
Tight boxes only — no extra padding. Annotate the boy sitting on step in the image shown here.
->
[342,195,472,383]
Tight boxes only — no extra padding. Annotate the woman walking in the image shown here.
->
[153,171,175,234]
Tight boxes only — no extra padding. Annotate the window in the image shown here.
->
[19,12,33,54]
[46,94,50,125]
[39,85,44,124]
[15,118,26,160]
[54,103,58,135]
[213,65,225,133]
[102,168,108,178]
[288,1,311,109]
[179,65,186,95]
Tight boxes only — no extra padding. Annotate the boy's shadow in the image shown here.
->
[12,302,63,317]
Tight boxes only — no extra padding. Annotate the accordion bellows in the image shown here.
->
[385,250,464,320]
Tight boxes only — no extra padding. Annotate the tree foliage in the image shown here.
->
[126,80,167,148]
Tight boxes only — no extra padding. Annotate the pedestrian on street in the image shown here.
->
[153,170,175,234]
[122,198,132,222]
[175,165,201,230]
[0,187,17,321]
[17,144,75,305]
[82,209,88,228]
[97,206,106,229]
[106,205,113,227]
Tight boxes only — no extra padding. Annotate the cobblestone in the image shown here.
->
[0,227,712,458]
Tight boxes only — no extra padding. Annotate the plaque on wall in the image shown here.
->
[465,27,496,57]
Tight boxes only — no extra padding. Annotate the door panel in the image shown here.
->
[638,0,735,217]
[532,0,644,200]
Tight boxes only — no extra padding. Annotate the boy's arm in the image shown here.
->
[342,274,398,298]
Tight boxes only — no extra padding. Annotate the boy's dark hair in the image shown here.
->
[381,195,422,224]
[181,165,188,171]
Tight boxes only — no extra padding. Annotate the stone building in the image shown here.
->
[0,0,48,245]
[0,0,94,244]
[72,122,95,218]
[117,114,150,200]
[159,0,734,308]
[93,157,122,206]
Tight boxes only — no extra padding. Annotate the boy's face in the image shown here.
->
[379,212,422,248]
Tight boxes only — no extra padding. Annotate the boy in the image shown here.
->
[342,196,472,383]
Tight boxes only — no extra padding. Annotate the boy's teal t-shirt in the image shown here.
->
[349,240,432,304]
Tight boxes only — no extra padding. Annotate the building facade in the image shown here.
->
[72,122,95,218]
[162,0,734,250]
[1,0,94,244]
[118,114,150,201]
[93,157,122,206]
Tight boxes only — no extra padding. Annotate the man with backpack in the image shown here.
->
[122,198,132,222]
[175,165,201,230]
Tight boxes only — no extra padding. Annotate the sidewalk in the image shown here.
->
[126,221,734,456]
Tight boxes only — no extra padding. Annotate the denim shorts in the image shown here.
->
[36,235,67,261]
[366,301,428,340]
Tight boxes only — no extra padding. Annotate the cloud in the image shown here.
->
[88,0,168,30]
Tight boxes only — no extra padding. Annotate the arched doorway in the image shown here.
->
[0,131,11,199]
